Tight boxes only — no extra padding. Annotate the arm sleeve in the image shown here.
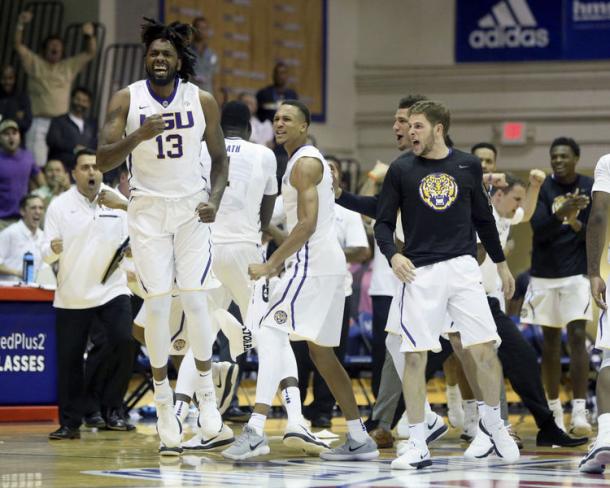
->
[41,201,61,264]
[471,164,505,263]
[45,118,63,152]
[374,164,401,264]
[336,191,378,219]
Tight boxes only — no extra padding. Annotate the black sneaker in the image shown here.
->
[83,411,106,429]
[537,422,588,447]
[49,426,81,440]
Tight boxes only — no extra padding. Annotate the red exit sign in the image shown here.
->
[501,122,527,145]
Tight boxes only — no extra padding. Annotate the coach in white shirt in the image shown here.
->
[42,149,133,440]
[0,194,46,282]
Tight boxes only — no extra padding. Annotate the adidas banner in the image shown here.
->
[456,0,610,62]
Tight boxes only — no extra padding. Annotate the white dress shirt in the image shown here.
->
[0,220,47,283]
[42,185,131,309]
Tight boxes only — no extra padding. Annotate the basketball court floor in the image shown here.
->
[1,378,608,487]
[0,415,606,487]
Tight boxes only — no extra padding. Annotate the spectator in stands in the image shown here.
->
[0,64,32,140]
[32,159,71,207]
[0,119,44,230]
[256,61,298,123]
[0,194,46,282]
[43,149,134,439]
[191,16,219,99]
[238,92,274,147]
[46,86,97,168]
[14,11,98,167]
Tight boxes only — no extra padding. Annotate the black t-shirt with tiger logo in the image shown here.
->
[530,174,593,278]
[374,148,504,268]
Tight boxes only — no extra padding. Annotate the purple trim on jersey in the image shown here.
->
[600,310,606,339]
[289,242,309,330]
[399,283,417,347]
[263,248,302,322]
[172,313,186,342]
[146,77,179,107]
[199,232,213,285]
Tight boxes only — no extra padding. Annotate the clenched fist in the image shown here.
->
[529,169,546,188]
[138,114,165,140]
[197,201,217,223]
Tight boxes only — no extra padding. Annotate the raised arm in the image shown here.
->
[14,11,33,60]
[81,22,98,60]
[200,91,228,212]
[521,169,545,223]
[96,89,163,172]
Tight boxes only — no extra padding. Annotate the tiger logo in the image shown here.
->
[419,173,459,211]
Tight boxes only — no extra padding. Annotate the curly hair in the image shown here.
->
[141,17,196,81]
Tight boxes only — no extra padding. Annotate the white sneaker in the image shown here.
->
[446,386,464,429]
[156,401,183,456]
[182,423,234,450]
[425,412,448,444]
[197,391,223,438]
[283,423,330,455]
[461,403,478,442]
[396,412,410,439]
[549,401,566,432]
[579,432,610,473]
[570,408,593,437]
[174,400,190,425]
[480,420,519,463]
[391,440,432,470]
[464,423,494,460]
[212,361,239,415]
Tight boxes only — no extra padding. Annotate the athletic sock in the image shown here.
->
[282,386,303,426]
[196,369,215,404]
[248,412,266,436]
[347,418,368,443]
[548,398,562,411]
[572,398,586,413]
[174,400,189,422]
[598,413,610,437]
[409,422,427,449]
[153,378,173,404]
[481,403,502,430]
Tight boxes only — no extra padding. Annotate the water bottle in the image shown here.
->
[22,251,34,284]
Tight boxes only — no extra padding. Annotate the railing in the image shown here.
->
[96,43,146,122]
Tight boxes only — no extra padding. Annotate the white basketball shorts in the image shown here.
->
[128,191,214,297]
[521,274,592,328]
[259,263,345,347]
[387,255,500,353]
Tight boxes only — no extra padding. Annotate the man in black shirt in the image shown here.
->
[521,137,593,438]
[375,100,518,470]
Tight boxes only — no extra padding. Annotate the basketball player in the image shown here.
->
[96,19,228,455]
[222,100,379,461]
[520,137,593,436]
[375,100,519,469]
[580,153,610,473]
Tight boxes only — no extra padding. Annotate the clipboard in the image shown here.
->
[101,237,130,284]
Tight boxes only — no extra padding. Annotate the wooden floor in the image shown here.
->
[1,412,609,487]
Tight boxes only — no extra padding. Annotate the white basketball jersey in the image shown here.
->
[282,145,345,276]
[211,137,278,245]
[125,79,206,198]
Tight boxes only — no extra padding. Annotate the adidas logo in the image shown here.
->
[469,0,549,49]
